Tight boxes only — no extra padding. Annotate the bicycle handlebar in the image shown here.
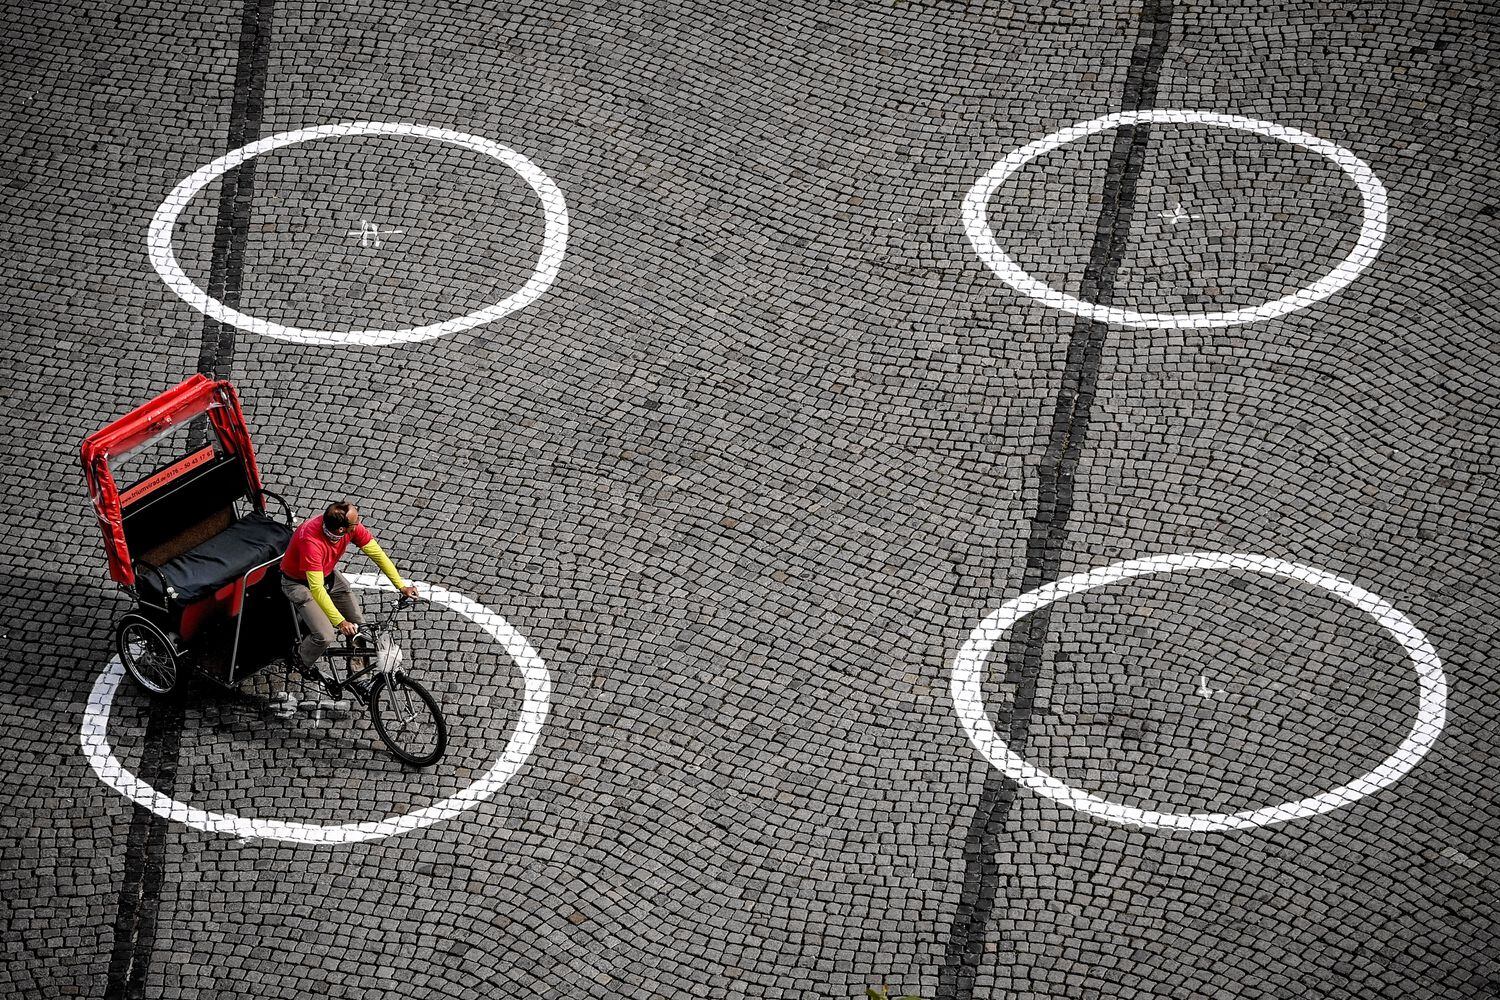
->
[360,591,423,635]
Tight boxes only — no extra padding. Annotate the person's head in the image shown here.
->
[322,500,361,538]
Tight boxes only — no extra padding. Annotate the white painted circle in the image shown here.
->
[962,110,1390,328]
[81,576,551,845]
[949,552,1447,832]
[148,121,569,346]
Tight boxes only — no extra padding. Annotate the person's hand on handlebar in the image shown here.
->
[400,584,420,600]
[338,620,360,638]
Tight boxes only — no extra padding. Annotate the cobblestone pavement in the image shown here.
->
[2,1,1497,998]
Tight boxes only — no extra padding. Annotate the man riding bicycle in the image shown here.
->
[280,501,417,694]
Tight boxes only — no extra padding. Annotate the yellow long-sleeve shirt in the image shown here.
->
[304,539,404,626]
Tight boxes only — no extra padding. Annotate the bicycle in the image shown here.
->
[294,594,448,767]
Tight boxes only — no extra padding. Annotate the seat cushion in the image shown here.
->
[138,512,293,605]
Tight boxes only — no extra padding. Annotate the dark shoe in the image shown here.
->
[291,658,341,698]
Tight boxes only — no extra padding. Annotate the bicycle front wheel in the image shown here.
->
[369,673,447,767]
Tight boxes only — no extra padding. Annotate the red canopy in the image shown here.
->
[81,375,265,587]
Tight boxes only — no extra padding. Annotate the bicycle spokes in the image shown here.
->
[370,673,447,767]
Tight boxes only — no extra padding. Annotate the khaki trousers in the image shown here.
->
[281,570,364,670]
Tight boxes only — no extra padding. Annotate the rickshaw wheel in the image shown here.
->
[114,614,181,696]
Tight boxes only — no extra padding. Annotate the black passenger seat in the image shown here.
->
[136,512,293,604]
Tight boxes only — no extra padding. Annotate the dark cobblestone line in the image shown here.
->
[197,0,276,380]
[937,2,1173,996]
[104,2,276,997]
[104,699,183,998]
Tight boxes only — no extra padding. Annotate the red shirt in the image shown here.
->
[280,515,373,581]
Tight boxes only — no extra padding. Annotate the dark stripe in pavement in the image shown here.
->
[936,3,1172,998]
[104,2,275,996]
[197,0,276,380]
[103,698,184,998]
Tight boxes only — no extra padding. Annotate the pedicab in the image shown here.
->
[80,374,446,766]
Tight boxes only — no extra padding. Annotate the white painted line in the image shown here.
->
[962,110,1390,328]
[1160,200,1200,226]
[343,219,406,249]
[148,122,569,346]
[949,552,1447,832]
[81,576,551,845]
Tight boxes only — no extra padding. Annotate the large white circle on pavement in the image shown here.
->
[148,121,569,346]
[81,576,551,845]
[962,110,1389,328]
[949,552,1447,832]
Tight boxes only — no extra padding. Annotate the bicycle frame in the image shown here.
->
[283,593,446,767]
[298,596,418,696]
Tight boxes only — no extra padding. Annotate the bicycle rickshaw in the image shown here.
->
[80,374,446,766]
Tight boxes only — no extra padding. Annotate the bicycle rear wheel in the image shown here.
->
[369,673,447,767]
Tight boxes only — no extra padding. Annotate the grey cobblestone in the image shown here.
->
[1,1,1497,999]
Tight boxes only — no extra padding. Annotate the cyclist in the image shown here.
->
[280,501,418,694]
